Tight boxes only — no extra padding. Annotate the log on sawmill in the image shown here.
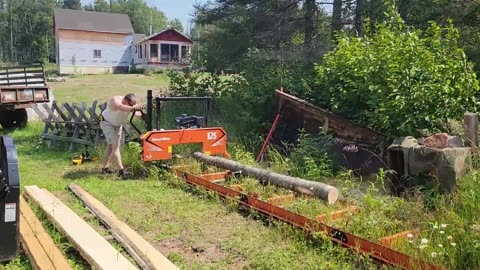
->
[192,152,339,204]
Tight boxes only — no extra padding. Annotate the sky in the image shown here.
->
[80,0,205,29]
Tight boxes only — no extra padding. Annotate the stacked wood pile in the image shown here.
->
[22,185,178,270]
[33,101,133,151]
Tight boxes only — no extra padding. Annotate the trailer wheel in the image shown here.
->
[0,109,28,129]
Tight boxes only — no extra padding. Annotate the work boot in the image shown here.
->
[118,168,132,178]
[102,167,114,174]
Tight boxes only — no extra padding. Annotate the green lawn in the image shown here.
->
[50,74,169,104]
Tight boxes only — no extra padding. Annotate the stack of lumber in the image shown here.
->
[19,196,72,270]
[68,184,179,270]
[23,185,178,270]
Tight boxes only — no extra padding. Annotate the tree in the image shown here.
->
[315,6,480,136]
[193,0,329,71]
[63,0,81,10]
[94,0,109,12]
[111,0,167,35]
[303,0,315,65]
[169,18,183,33]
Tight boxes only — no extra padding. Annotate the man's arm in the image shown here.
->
[111,96,136,112]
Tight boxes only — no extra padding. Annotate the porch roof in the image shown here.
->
[136,28,193,45]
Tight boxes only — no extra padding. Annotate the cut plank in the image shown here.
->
[378,228,421,248]
[316,206,359,223]
[24,186,137,270]
[19,196,72,270]
[229,184,243,192]
[68,183,178,270]
[19,214,56,270]
[266,194,296,207]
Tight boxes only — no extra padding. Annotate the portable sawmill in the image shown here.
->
[129,90,229,161]
[0,136,20,262]
[126,91,443,270]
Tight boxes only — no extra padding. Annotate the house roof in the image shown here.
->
[54,8,134,34]
[132,33,146,43]
[137,28,193,44]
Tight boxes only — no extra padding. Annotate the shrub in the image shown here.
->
[313,6,480,136]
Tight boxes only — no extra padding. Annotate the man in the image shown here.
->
[100,93,142,177]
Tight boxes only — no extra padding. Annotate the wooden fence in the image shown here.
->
[33,101,133,151]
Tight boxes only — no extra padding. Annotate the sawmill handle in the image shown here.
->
[129,109,146,135]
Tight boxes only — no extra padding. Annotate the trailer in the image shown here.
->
[0,64,50,129]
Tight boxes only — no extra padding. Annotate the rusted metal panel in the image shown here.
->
[273,90,387,175]
[276,90,384,145]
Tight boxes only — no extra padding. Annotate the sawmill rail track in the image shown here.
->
[170,162,442,270]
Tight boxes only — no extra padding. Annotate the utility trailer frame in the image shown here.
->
[0,64,50,129]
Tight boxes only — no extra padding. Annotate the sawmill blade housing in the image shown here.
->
[129,90,230,161]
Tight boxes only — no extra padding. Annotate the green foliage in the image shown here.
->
[167,55,315,138]
[314,7,480,136]
[63,0,81,10]
[169,18,184,33]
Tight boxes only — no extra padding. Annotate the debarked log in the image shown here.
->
[192,152,339,204]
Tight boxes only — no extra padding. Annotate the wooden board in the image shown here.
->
[24,186,137,270]
[19,196,72,270]
[19,214,56,270]
[68,183,178,270]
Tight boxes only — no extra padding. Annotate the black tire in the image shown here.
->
[0,109,28,129]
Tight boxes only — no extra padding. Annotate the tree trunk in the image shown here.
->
[193,152,339,204]
[332,0,342,41]
[303,0,315,66]
[354,0,363,36]
[398,0,409,21]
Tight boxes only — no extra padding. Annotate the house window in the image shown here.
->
[161,44,180,63]
[181,46,188,59]
[94,50,102,58]
[150,44,158,58]
[138,45,142,58]
[144,44,147,58]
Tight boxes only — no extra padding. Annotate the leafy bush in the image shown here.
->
[168,51,316,138]
[313,7,480,136]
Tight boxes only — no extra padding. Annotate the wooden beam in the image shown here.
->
[19,213,56,270]
[316,206,359,223]
[229,184,243,192]
[378,228,421,248]
[19,197,72,270]
[68,184,178,270]
[266,194,296,207]
[24,186,137,270]
[199,171,230,182]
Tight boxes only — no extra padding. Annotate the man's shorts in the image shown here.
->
[100,121,124,145]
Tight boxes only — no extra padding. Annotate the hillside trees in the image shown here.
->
[192,0,331,71]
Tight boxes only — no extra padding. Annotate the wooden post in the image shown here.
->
[464,112,478,150]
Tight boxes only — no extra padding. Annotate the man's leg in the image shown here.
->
[110,143,124,170]
[102,144,113,168]
[100,121,116,174]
